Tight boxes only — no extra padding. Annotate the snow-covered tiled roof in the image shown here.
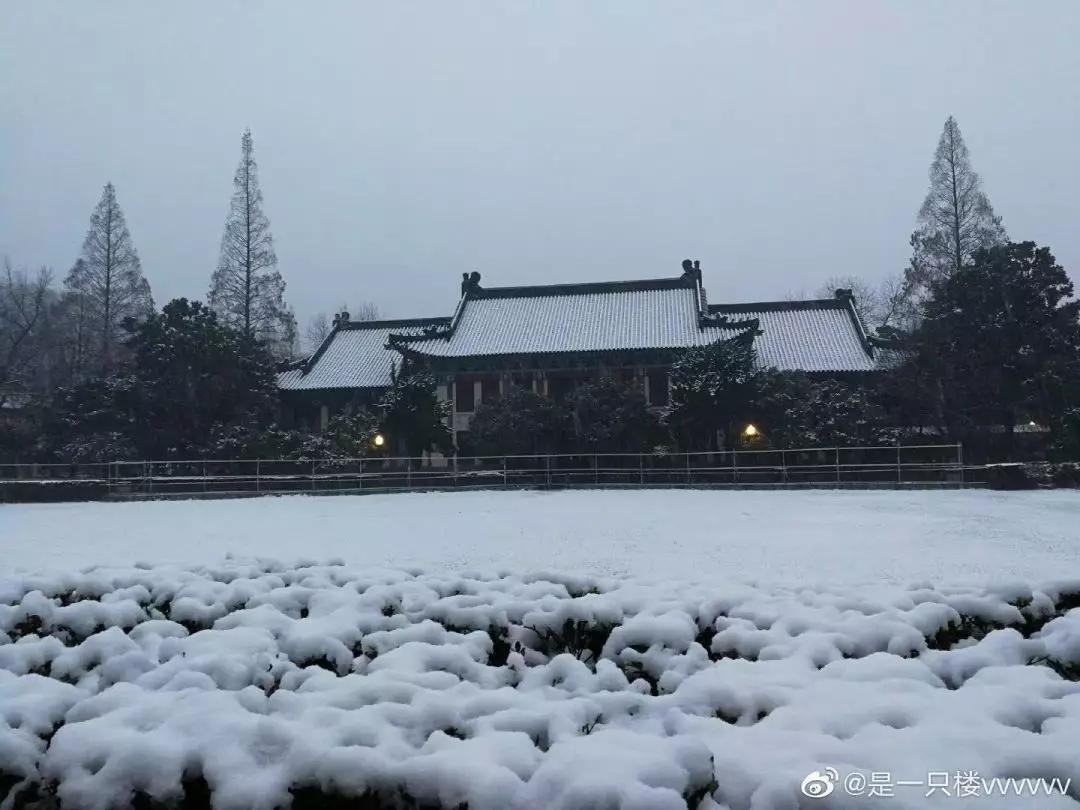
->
[710,301,878,372]
[277,319,448,391]
[398,278,877,373]
[400,281,743,357]
[278,273,884,392]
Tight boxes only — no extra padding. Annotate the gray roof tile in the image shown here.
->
[278,320,445,391]
[279,277,883,391]
[713,303,877,372]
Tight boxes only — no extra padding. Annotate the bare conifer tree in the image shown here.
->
[63,183,154,372]
[908,116,1006,294]
[208,129,296,357]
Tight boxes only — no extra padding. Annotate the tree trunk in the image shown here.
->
[949,128,963,276]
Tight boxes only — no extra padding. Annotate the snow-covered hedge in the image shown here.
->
[1,561,1079,809]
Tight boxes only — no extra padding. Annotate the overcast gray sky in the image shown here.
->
[2,2,1078,327]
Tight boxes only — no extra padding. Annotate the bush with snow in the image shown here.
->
[1,561,1079,809]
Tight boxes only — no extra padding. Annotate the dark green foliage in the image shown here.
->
[668,335,762,450]
[463,387,566,455]
[41,298,281,460]
[754,372,890,448]
[379,361,452,457]
[322,409,381,457]
[41,374,140,462]
[127,299,279,456]
[1052,408,1080,460]
[906,242,1080,454]
[567,374,662,452]
[524,617,615,665]
[202,410,378,460]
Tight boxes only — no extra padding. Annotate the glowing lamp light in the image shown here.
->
[742,423,760,438]
[373,434,385,448]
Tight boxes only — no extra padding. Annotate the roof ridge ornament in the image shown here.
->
[460,271,482,297]
[385,321,454,349]
[698,312,762,334]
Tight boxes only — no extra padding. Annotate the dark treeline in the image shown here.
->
[2,117,1078,464]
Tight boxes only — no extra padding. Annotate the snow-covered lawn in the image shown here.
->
[3,491,1080,809]
[5,489,1080,583]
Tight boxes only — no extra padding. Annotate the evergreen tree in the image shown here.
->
[379,361,452,457]
[568,375,661,453]
[464,387,567,455]
[907,116,1007,297]
[63,183,153,372]
[754,372,889,449]
[910,241,1080,453]
[668,334,762,450]
[208,129,296,357]
[42,298,281,460]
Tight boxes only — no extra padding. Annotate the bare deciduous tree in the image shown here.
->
[304,312,332,354]
[51,263,97,384]
[816,275,887,329]
[908,116,1006,294]
[208,129,296,358]
[303,301,381,354]
[62,183,153,373]
[816,274,921,335]
[349,301,380,322]
[0,257,52,396]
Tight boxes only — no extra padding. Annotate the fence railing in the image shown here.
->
[0,444,968,497]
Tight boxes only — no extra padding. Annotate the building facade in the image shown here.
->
[279,260,892,442]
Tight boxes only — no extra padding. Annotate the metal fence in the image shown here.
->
[0,444,968,497]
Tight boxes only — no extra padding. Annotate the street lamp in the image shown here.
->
[373,433,385,448]
[742,423,759,438]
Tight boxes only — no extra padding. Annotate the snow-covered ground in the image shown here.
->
[3,490,1080,809]
[4,489,1080,584]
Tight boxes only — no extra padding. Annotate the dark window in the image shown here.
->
[480,376,501,404]
[456,377,475,412]
[509,372,533,391]
[648,371,669,406]
[548,374,575,402]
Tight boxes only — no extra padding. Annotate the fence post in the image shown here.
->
[593,455,598,486]
[311,459,316,491]
[358,457,363,492]
[835,448,841,483]
[546,454,551,489]
[896,445,902,483]
[256,459,261,493]
[407,457,413,490]
[639,454,644,486]
[203,461,207,493]
[732,450,738,484]
[781,449,787,484]
[146,462,152,495]
[958,443,964,487]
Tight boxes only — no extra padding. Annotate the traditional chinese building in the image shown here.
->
[279,260,892,442]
